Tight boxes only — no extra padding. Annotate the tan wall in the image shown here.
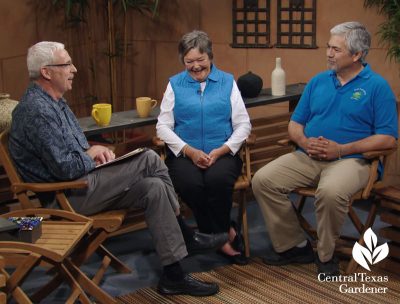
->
[0,0,398,110]
[0,0,399,183]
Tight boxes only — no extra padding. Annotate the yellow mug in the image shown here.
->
[136,97,157,118]
[91,103,112,126]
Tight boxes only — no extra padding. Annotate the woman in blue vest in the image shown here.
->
[157,30,251,265]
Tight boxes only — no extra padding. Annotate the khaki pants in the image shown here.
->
[252,151,370,262]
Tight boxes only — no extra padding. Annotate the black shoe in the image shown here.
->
[186,232,228,256]
[316,256,340,279]
[157,274,219,296]
[262,240,315,266]
[217,250,249,265]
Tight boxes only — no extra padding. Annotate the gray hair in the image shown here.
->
[27,41,65,79]
[330,21,371,63]
[178,30,213,64]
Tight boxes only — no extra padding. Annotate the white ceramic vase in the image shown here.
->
[271,57,286,96]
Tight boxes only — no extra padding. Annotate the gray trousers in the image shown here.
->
[252,151,370,262]
[64,149,187,266]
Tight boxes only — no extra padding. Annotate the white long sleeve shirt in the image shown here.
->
[156,80,251,156]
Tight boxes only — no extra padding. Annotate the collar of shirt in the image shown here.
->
[329,63,371,88]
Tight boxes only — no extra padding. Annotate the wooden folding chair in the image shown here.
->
[0,208,116,304]
[0,255,5,303]
[153,134,256,257]
[278,139,397,274]
[0,131,148,301]
[370,184,400,274]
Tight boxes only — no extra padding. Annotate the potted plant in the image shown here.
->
[364,0,400,63]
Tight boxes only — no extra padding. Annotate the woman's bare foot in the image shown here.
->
[220,242,240,256]
[228,226,236,243]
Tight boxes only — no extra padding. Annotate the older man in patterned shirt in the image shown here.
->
[8,41,227,297]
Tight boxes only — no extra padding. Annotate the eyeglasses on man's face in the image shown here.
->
[45,62,75,68]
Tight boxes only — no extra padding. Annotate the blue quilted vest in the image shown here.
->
[170,65,234,154]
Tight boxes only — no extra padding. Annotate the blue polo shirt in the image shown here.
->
[291,64,398,159]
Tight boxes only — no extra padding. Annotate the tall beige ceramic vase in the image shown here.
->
[0,93,18,132]
[271,57,286,96]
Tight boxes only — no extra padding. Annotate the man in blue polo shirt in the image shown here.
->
[252,21,398,277]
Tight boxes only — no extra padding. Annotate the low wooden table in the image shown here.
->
[0,210,116,303]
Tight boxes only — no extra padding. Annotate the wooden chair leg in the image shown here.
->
[297,195,307,213]
[237,190,250,258]
[5,253,41,303]
[73,230,131,273]
[293,195,318,240]
[57,264,92,304]
[345,199,379,274]
[96,245,131,273]
[66,255,112,303]
[63,259,116,304]
[31,272,64,303]
[1,268,31,304]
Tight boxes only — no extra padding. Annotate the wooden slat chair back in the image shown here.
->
[278,138,397,274]
[0,131,136,302]
[372,184,400,274]
[153,134,256,257]
[249,113,293,174]
[0,208,117,304]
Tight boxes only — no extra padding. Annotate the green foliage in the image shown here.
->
[118,0,160,17]
[51,0,160,23]
[52,0,89,24]
[364,0,400,63]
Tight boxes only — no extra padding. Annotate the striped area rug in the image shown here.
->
[116,258,400,304]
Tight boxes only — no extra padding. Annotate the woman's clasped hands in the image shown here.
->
[184,145,224,169]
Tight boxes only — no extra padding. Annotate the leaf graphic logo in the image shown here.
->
[352,228,389,271]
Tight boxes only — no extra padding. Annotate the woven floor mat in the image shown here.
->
[116,258,399,304]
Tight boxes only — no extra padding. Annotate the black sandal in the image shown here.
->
[217,250,249,265]
[230,221,245,253]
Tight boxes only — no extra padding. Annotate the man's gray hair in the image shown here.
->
[330,21,371,63]
[178,30,213,64]
[27,41,65,80]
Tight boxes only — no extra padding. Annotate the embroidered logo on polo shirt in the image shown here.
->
[351,88,366,101]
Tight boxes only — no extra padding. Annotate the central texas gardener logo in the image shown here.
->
[352,228,389,271]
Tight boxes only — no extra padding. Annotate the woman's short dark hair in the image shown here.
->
[178,30,213,64]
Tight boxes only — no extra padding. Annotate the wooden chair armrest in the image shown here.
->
[245,134,256,146]
[1,208,92,223]
[11,180,88,194]
[277,138,293,146]
[275,142,397,160]
[362,148,397,159]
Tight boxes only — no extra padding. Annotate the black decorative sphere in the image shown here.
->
[237,71,263,98]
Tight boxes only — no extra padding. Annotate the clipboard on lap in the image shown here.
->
[95,147,146,169]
